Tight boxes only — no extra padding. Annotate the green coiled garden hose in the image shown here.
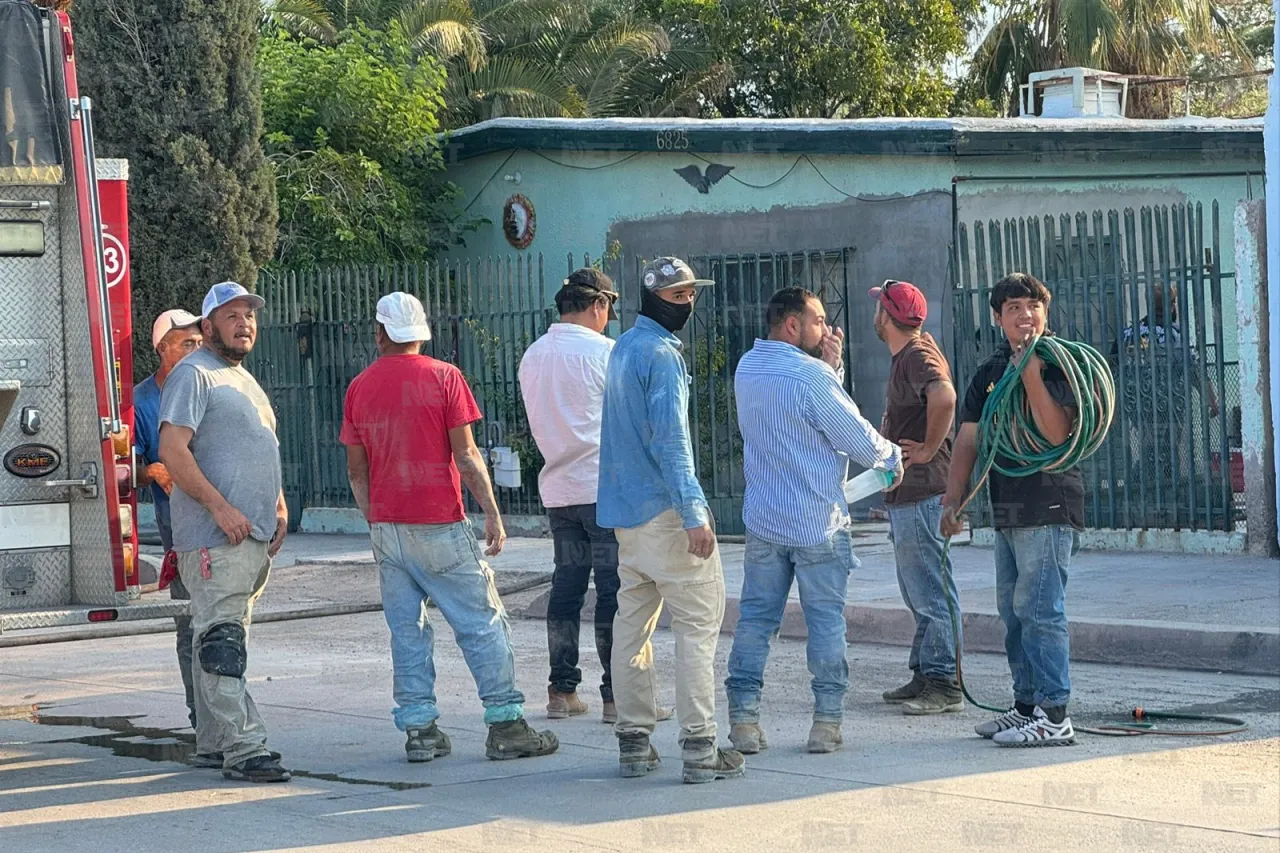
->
[938,334,1248,737]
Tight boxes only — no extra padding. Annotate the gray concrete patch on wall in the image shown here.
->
[607,191,953,429]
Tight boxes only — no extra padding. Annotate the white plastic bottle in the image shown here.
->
[843,468,896,505]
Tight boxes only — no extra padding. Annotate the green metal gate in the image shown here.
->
[952,201,1239,532]
[251,249,853,532]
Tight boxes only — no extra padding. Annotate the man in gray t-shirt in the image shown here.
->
[159,281,290,784]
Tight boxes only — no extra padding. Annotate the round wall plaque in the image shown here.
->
[503,194,536,249]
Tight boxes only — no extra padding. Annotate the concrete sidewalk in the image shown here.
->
[173,526,1279,676]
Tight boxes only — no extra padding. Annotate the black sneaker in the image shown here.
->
[192,750,280,768]
[221,755,291,783]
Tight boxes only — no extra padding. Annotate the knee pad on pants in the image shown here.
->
[199,622,247,678]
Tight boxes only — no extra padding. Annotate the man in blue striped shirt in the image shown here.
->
[726,287,902,755]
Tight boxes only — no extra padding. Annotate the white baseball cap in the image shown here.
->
[151,309,201,350]
[202,281,265,319]
[376,292,432,343]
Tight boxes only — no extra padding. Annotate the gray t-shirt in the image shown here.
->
[159,347,282,552]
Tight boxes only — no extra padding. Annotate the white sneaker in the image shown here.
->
[992,707,1076,747]
[974,708,1033,739]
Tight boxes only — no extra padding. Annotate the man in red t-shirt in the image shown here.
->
[341,292,558,765]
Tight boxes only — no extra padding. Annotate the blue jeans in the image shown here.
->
[725,529,856,723]
[370,521,525,730]
[886,495,961,681]
[995,526,1073,708]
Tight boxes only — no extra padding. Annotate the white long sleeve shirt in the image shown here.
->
[518,323,615,508]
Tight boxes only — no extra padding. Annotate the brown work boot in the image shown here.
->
[681,738,746,784]
[728,722,768,754]
[882,671,927,704]
[485,718,559,760]
[806,721,843,754]
[547,687,588,719]
[902,678,964,716]
[618,732,660,778]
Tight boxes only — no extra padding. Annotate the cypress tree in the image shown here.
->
[72,0,277,375]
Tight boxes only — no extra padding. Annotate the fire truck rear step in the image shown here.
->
[0,600,188,633]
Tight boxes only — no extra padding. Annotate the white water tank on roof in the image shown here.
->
[1020,67,1129,118]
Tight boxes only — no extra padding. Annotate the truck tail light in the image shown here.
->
[121,542,135,579]
[110,424,130,458]
[118,504,133,540]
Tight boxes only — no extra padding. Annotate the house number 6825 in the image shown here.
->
[656,129,689,150]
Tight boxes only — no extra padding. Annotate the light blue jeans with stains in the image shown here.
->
[370,521,525,730]
[994,525,1073,708]
[886,495,961,681]
[725,529,857,724]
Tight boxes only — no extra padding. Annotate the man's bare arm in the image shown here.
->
[346,445,371,519]
[159,423,250,543]
[450,425,500,517]
[941,422,979,536]
[449,424,506,556]
[902,380,957,466]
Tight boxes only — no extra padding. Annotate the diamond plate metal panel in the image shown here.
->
[0,548,69,610]
[0,599,188,633]
[58,156,121,605]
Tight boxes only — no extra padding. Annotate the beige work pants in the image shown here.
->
[177,538,272,767]
[611,510,725,745]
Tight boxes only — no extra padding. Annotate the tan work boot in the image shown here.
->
[902,679,964,716]
[547,687,588,719]
[618,732,660,778]
[681,738,746,784]
[882,671,927,704]
[728,722,768,754]
[807,721,843,753]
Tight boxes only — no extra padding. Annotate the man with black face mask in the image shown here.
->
[597,257,744,785]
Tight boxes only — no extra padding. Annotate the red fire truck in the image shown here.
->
[1,0,184,632]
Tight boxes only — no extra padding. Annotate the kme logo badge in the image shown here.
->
[4,444,62,478]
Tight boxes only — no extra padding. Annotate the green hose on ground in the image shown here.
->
[939,334,1248,737]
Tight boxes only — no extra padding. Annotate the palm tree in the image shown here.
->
[970,0,1251,117]
[261,0,724,122]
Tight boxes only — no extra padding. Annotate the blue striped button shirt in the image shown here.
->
[736,339,901,548]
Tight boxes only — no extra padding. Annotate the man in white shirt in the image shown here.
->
[520,269,641,724]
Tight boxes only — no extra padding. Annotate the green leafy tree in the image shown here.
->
[258,23,470,267]
[263,0,725,120]
[970,0,1258,117]
[73,0,277,375]
[642,0,979,118]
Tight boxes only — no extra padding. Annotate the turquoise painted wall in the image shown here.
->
[444,142,1262,361]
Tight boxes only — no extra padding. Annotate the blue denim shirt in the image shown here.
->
[597,316,709,530]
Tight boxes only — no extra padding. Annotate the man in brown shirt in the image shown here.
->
[870,281,963,715]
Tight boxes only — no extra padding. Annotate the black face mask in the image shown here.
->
[640,287,693,333]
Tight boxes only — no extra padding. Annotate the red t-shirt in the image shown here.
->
[339,354,482,524]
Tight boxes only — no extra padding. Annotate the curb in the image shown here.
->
[520,590,1280,677]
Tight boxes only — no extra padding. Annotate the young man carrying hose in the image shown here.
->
[870,282,964,716]
[727,287,902,754]
[597,257,743,784]
[941,272,1082,747]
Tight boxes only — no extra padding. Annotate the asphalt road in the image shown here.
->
[2,596,1277,853]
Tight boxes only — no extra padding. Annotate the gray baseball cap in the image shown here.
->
[641,257,714,292]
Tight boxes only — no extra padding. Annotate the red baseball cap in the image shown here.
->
[869,280,927,327]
